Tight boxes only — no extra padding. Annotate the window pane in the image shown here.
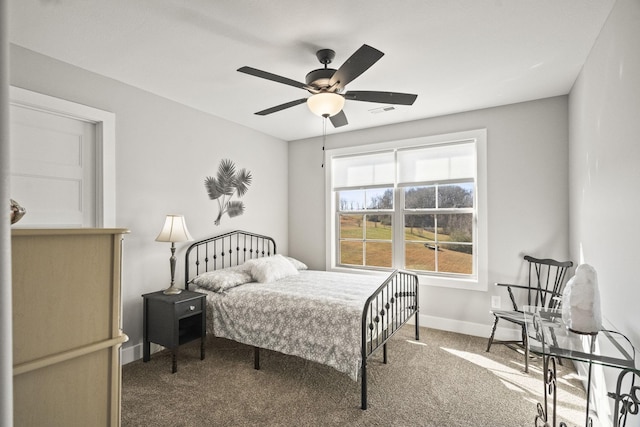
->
[404,214,436,240]
[438,182,474,208]
[436,213,473,242]
[365,215,392,239]
[436,243,473,274]
[339,214,364,238]
[338,190,365,211]
[340,241,363,266]
[405,215,436,272]
[404,186,435,209]
[366,188,393,209]
[404,213,472,274]
[405,241,436,271]
[365,241,392,267]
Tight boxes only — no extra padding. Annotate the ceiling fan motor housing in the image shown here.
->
[306,48,339,91]
[305,68,338,90]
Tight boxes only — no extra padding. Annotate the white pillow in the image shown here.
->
[190,265,253,292]
[245,254,299,283]
[286,256,308,270]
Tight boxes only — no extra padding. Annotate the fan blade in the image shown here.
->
[344,91,417,105]
[238,66,307,90]
[329,44,384,90]
[329,44,384,89]
[330,110,348,128]
[255,98,308,116]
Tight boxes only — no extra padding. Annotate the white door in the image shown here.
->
[10,104,97,227]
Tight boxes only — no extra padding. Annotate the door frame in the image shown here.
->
[9,86,116,227]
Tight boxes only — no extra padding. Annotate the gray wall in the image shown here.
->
[288,96,570,337]
[9,45,290,361]
[569,0,640,350]
[569,0,640,423]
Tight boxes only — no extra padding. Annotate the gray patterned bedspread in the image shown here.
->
[194,270,390,380]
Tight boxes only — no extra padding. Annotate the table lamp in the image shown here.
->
[155,214,193,295]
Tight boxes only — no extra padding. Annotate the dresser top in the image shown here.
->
[11,228,130,236]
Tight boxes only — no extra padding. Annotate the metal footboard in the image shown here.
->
[361,270,419,409]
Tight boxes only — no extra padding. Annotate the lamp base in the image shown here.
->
[163,285,182,295]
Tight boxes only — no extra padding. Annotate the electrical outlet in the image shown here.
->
[491,296,501,309]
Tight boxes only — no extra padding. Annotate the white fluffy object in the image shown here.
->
[244,254,299,283]
[561,264,602,334]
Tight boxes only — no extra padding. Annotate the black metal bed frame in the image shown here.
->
[184,230,420,410]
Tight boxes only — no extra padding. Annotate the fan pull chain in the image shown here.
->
[321,115,327,168]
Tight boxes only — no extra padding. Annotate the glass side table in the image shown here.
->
[523,306,639,427]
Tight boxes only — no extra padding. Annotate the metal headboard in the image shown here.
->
[184,230,276,289]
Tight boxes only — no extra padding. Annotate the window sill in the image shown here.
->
[417,274,487,292]
[327,266,487,292]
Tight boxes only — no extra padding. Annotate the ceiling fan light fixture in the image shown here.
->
[307,92,345,117]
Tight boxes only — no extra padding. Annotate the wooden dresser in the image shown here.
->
[11,228,129,427]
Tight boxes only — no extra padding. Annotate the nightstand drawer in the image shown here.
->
[176,298,202,317]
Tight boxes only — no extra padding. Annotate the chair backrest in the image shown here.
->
[524,255,573,310]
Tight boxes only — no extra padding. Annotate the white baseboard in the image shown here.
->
[413,313,521,342]
[121,342,166,365]
[121,344,142,365]
[120,315,521,365]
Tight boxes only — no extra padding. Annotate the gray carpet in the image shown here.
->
[122,327,587,426]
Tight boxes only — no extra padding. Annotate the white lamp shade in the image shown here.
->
[307,92,345,117]
[155,215,194,242]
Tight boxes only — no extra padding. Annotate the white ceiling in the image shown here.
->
[9,0,614,141]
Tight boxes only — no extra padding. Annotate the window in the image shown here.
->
[325,130,487,291]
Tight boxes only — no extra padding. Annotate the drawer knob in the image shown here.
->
[189,305,196,311]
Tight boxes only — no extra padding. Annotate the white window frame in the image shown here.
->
[325,129,488,291]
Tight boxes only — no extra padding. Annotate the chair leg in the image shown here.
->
[486,316,499,352]
[522,327,529,374]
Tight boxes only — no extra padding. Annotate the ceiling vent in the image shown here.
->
[369,106,396,114]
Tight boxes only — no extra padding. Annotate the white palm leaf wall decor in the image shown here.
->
[205,159,252,225]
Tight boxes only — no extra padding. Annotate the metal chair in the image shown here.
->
[486,255,573,372]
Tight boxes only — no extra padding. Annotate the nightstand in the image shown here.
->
[142,289,206,373]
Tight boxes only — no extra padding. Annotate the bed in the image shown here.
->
[184,230,419,409]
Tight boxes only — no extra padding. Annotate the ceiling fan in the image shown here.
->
[237,44,418,128]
